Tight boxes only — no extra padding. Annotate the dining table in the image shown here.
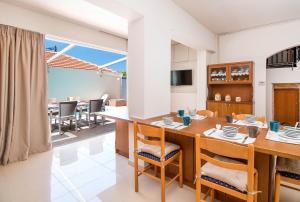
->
[99,107,300,202]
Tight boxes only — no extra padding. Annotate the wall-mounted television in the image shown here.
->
[171,69,192,86]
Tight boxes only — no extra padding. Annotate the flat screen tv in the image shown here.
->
[171,70,192,86]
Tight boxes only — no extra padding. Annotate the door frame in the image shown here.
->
[273,83,300,124]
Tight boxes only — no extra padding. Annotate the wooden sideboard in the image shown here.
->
[207,61,253,117]
[207,100,252,118]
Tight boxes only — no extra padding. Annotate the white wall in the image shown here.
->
[171,43,197,111]
[124,0,217,118]
[48,68,121,100]
[127,17,145,118]
[0,2,127,54]
[218,19,300,119]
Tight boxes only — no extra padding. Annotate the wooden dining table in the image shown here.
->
[99,108,300,202]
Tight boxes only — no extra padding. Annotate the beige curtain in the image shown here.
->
[0,24,51,165]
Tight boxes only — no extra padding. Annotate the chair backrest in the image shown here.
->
[233,113,266,122]
[89,99,103,113]
[195,135,255,193]
[59,101,78,117]
[197,110,217,118]
[134,122,166,158]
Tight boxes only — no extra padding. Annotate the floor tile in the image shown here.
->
[0,131,299,202]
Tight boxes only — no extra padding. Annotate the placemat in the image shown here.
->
[203,128,256,145]
[233,120,268,129]
[151,120,187,130]
[266,130,300,145]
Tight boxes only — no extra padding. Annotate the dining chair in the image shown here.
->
[197,110,218,118]
[195,134,258,202]
[53,101,78,135]
[274,157,300,202]
[232,113,266,123]
[134,122,183,202]
[81,99,104,127]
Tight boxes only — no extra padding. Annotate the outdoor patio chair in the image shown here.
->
[52,101,78,135]
[81,99,104,127]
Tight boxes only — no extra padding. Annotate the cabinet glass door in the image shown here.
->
[229,64,251,83]
[209,66,227,83]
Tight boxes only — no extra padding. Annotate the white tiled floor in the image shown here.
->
[0,132,195,202]
[0,132,299,202]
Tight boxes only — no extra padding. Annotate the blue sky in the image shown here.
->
[45,39,127,72]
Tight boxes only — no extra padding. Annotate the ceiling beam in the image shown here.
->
[47,44,76,63]
[99,57,127,69]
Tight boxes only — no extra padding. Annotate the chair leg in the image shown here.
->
[134,154,139,192]
[75,119,78,133]
[102,116,106,125]
[88,114,91,128]
[58,118,62,135]
[179,150,183,188]
[196,176,201,202]
[274,172,281,202]
[254,172,258,202]
[161,166,166,202]
[210,189,215,202]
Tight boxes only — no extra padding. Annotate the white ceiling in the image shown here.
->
[2,0,140,38]
[173,0,300,34]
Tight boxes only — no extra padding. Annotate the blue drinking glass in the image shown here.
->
[178,109,185,117]
[270,121,280,132]
[183,116,191,126]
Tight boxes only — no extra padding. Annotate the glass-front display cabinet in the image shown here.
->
[208,61,253,84]
[208,65,228,84]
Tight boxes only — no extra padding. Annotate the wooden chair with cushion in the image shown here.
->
[195,134,258,202]
[274,157,300,202]
[232,113,266,123]
[134,122,183,202]
[197,110,218,118]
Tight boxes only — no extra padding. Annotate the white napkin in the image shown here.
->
[266,130,300,145]
[203,128,256,145]
[151,121,187,130]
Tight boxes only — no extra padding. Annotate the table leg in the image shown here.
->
[255,152,274,202]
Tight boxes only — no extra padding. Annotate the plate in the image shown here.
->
[278,133,300,140]
[219,133,244,140]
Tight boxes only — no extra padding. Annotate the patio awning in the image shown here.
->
[45,51,117,74]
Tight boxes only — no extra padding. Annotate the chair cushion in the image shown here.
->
[139,141,180,158]
[201,155,250,192]
[279,171,300,180]
[138,150,179,162]
[276,157,300,175]
[201,175,246,193]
